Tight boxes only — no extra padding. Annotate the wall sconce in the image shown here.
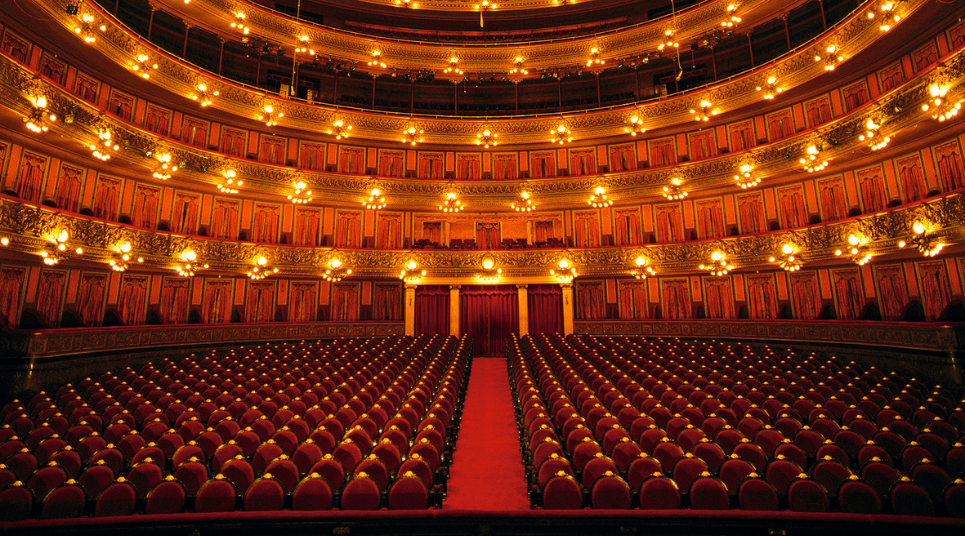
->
[41,230,82,265]
[248,256,278,280]
[690,100,718,122]
[922,83,962,122]
[368,49,386,69]
[400,260,426,284]
[899,221,944,257]
[836,234,872,265]
[218,170,242,194]
[722,4,741,27]
[868,1,901,31]
[176,249,208,276]
[700,251,732,276]
[769,243,803,271]
[288,180,313,204]
[508,56,529,83]
[477,256,502,284]
[658,29,678,51]
[476,127,498,148]
[322,258,352,282]
[801,144,828,173]
[25,95,56,133]
[815,44,844,71]
[110,242,143,272]
[512,191,535,212]
[439,191,464,212]
[551,259,578,283]
[364,188,386,209]
[734,163,760,189]
[586,47,604,67]
[755,76,782,100]
[401,124,424,145]
[151,152,178,180]
[625,113,645,136]
[445,56,462,75]
[131,53,157,79]
[328,118,352,139]
[588,186,613,207]
[295,35,314,55]
[191,83,218,107]
[74,12,101,43]
[551,123,572,144]
[230,12,250,35]
[90,129,119,161]
[663,178,688,200]
[258,104,282,127]
[860,118,891,151]
[631,256,655,279]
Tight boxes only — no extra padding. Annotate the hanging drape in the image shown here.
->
[0,267,25,327]
[656,206,682,242]
[294,208,320,246]
[253,205,279,244]
[476,222,500,250]
[185,119,208,148]
[300,143,325,170]
[415,285,450,336]
[335,212,362,248]
[93,177,121,221]
[109,93,133,121]
[577,282,605,320]
[937,148,965,191]
[159,279,190,324]
[419,157,444,179]
[790,273,819,320]
[16,154,45,203]
[423,222,442,244]
[737,194,764,234]
[619,282,647,319]
[691,134,714,160]
[119,276,147,326]
[574,213,599,248]
[614,210,641,245]
[534,221,554,243]
[456,156,481,180]
[696,201,724,239]
[531,154,553,178]
[289,282,317,322]
[919,262,952,320]
[705,278,734,319]
[203,280,232,323]
[332,283,360,321]
[173,194,199,235]
[145,107,170,136]
[747,275,779,320]
[246,282,275,322]
[778,188,806,228]
[876,266,907,320]
[212,200,239,239]
[133,186,159,229]
[528,284,563,334]
[77,274,106,326]
[376,214,402,249]
[768,114,792,140]
[36,271,65,327]
[74,75,97,102]
[55,166,83,213]
[860,175,888,213]
[819,180,848,222]
[570,152,595,176]
[259,137,285,165]
[833,271,863,320]
[460,285,519,357]
[221,128,246,157]
[380,153,404,177]
[662,279,690,319]
[731,125,752,151]
[373,283,401,321]
[339,149,363,174]
[899,160,927,202]
[610,145,634,172]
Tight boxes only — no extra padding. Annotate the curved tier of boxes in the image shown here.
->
[510,334,965,515]
[0,335,470,519]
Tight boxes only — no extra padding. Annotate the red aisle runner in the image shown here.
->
[443,358,530,510]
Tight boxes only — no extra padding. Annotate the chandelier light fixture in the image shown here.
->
[439,191,464,212]
[801,144,828,173]
[477,257,502,284]
[755,76,782,100]
[368,48,386,69]
[24,95,56,133]
[258,104,282,127]
[509,56,528,75]
[476,126,498,148]
[922,83,962,122]
[662,177,688,200]
[512,191,535,212]
[364,188,386,209]
[288,180,313,204]
[90,129,119,161]
[401,124,424,145]
[109,242,143,272]
[74,11,101,43]
[721,4,742,27]
[400,260,426,284]
[586,47,604,68]
[550,259,578,283]
[734,163,760,189]
[550,123,572,144]
[41,230,82,266]
[230,11,250,35]
[868,1,901,31]
[835,234,872,265]
[899,221,944,257]
[218,169,242,194]
[700,251,732,276]
[631,256,656,279]
[328,118,352,139]
[658,29,678,51]
[176,249,208,277]
[295,35,314,55]
[322,258,352,282]
[625,113,645,136]
[769,243,803,271]
[588,186,613,207]
[475,0,496,28]
[150,151,178,180]
[860,118,891,151]
[191,83,218,107]
[248,256,278,280]
[130,53,157,79]
[444,56,462,76]
[690,99,718,122]
[815,44,844,71]
[394,0,420,7]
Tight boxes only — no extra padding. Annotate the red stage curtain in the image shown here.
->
[415,285,450,336]
[460,285,519,357]
[527,285,563,334]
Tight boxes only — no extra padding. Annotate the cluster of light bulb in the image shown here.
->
[551,124,572,144]
[176,250,208,277]
[658,29,678,51]
[868,1,901,32]
[400,260,426,284]
[512,191,535,212]
[152,152,178,180]
[734,163,760,189]
[110,242,144,272]
[364,188,386,210]
[801,145,828,173]
[258,105,282,127]
[860,118,891,151]
[922,83,962,122]
[191,83,218,107]
[631,256,656,279]
[368,50,386,69]
[476,128,498,148]
[755,76,782,100]
[41,230,82,265]
[588,186,613,207]
[721,4,741,27]
[699,251,732,276]
[586,47,604,67]
[401,125,424,145]
[439,192,464,212]
[230,12,250,35]
[131,54,157,79]
[898,221,944,257]
[288,181,313,204]
[835,234,872,265]
[625,114,645,136]
[689,100,718,122]
[218,170,242,194]
[248,256,278,280]
[91,129,119,161]
[769,243,803,272]
[816,44,844,71]
[477,258,501,284]
[328,119,351,139]
[25,96,56,133]
[550,259,578,283]
[321,259,352,282]
[662,178,688,200]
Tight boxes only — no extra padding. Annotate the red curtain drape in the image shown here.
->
[738,195,764,234]
[120,276,148,325]
[173,194,200,235]
[415,285,450,336]
[0,267,25,327]
[920,263,951,320]
[527,284,563,334]
[160,279,190,324]
[294,208,320,246]
[460,285,519,357]
[877,266,907,320]
[77,274,106,326]
[289,282,317,322]
[133,187,159,229]
[790,273,819,320]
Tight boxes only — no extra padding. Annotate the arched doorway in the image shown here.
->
[459,285,518,357]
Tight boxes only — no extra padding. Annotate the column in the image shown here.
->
[404,284,417,336]
[561,283,574,336]
[450,285,460,337]
[517,284,529,337]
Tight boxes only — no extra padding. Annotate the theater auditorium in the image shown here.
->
[0,0,964,533]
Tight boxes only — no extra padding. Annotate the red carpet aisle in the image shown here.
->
[443,358,531,510]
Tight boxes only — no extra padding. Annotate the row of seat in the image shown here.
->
[509,333,965,516]
[0,334,471,520]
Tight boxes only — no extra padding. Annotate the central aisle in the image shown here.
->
[443,357,530,510]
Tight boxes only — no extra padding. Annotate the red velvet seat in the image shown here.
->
[837,478,882,514]
[590,472,631,509]
[738,476,779,511]
[690,474,730,510]
[292,473,334,511]
[244,476,286,511]
[341,474,381,510]
[42,481,87,519]
[0,483,33,522]
[145,477,187,515]
[637,475,681,510]
[94,479,137,517]
[388,471,429,510]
